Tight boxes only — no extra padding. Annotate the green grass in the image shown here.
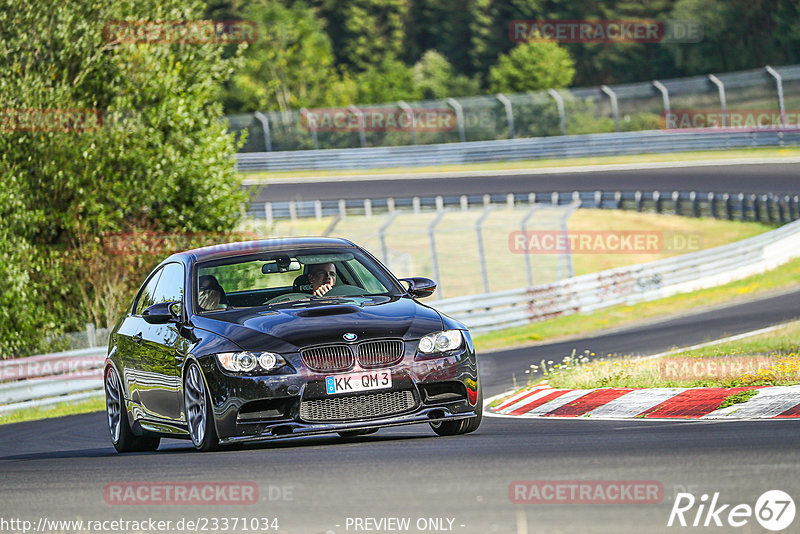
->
[0,396,104,426]
[527,320,800,390]
[243,209,772,299]
[718,390,760,410]
[473,256,800,353]
[240,146,800,181]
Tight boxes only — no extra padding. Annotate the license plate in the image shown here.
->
[325,371,392,395]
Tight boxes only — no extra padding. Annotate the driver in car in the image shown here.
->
[307,262,336,297]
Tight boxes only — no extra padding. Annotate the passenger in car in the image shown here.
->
[198,275,226,310]
[307,262,337,297]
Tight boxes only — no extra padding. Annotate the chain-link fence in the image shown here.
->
[230,64,800,152]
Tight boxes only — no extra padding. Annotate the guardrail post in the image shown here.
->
[547,89,568,135]
[289,201,298,221]
[496,93,515,138]
[672,191,680,215]
[552,191,560,205]
[738,193,746,221]
[507,193,515,209]
[594,190,602,208]
[614,191,622,209]
[475,205,494,293]
[752,194,760,222]
[483,194,491,207]
[520,204,538,287]
[428,211,446,299]
[778,195,787,223]
[652,80,670,117]
[314,200,322,220]
[446,98,466,142]
[690,191,699,217]
[460,195,469,211]
[379,212,400,265]
[413,196,421,214]
[529,192,537,205]
[387,198,396,212]
[654,190,661,213]
[600,85,620,132]
[86,323,97,348]
[264,203,273,226]
[708,75,727,127]
[348,105,367,148]
[792,195,800,221]
[338,199,347,219]
[635,190,643,212]
[300,108,319,149]
[398,101,417,145]
[435,196,444,213]
[364,198,372,218]
[723,193,732,220]
[765,66,787,128]
[254,112,273,152]
[558,201,581,279]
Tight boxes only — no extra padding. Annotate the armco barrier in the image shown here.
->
[235,129,800,172]
[434,218,800,333]
[0,347,105,415]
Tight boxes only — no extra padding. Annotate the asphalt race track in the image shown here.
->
[3,161,800,533]
[1,289,799,534]
[251,162,800,203]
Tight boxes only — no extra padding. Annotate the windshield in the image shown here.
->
[194,247,400,312]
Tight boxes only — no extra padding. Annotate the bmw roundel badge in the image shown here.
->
[343,332,357,341]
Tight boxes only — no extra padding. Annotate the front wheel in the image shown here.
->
[430,383,483,436]
[184,362,219,452]
[105,366,160,453]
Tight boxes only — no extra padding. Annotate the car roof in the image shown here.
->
[168,237,358,264]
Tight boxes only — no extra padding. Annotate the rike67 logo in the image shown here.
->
[668,490,795,531]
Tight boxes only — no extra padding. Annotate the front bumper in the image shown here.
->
[196,340,479,443]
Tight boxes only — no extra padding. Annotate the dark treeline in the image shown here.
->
[207,0,800,113]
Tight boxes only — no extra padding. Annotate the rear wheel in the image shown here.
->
[184,362,219,452]
[105,367,160,453]
[430,383,483,436]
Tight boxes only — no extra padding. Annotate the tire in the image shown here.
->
[105,366,160,453]
[337,429,379,438]
[184,362,220,452]
[430,383,483,437]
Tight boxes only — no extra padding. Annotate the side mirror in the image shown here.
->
[399,277,437,298]
[143,301,181,324]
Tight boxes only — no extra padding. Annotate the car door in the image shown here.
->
[137,262,186,421]
[117,267,163,408]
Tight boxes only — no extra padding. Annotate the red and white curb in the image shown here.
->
[486,384,800,420]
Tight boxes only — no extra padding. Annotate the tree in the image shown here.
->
[224,0,356,112]
[412,50,480,100]
[488,40,575,93]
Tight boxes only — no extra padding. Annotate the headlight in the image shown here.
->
[216,352,285,373]
[418,330,463,354]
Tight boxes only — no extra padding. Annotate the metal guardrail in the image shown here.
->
[250,189,800,223]
[0,347,105,415]
[435,218,800,333]
[236,129,800,172]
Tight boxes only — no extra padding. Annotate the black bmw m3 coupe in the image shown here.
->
[104,237,481,452]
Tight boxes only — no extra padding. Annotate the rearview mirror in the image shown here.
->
[399,277,437,298]
[262,259,302,274]
[143,301,181,324]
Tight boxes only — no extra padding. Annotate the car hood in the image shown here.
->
[191,295,444,352]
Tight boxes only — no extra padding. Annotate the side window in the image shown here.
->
[151,263,185,307]
[134,269,163,316]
